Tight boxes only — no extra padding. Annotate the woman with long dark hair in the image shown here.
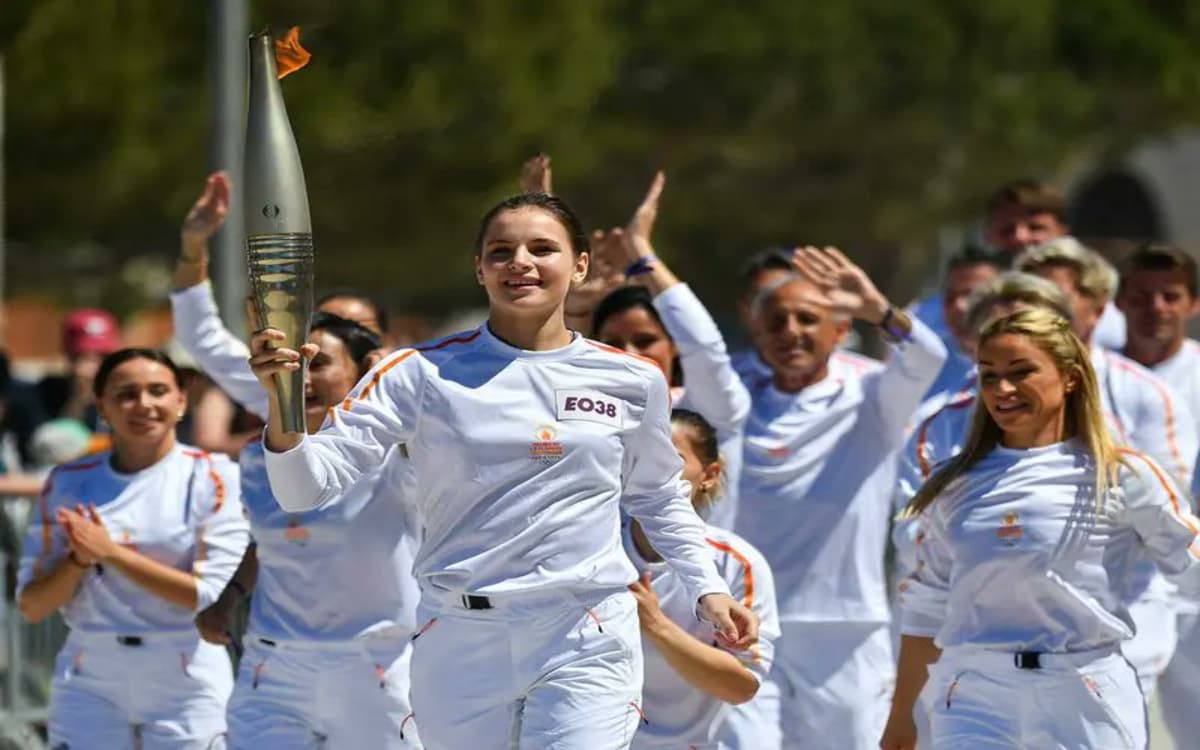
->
[252,190,757,748]
[18,348,249,749]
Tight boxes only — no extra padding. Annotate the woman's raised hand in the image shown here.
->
[623,170,665,262]
[181,172,232,258]
[519,153,553,194]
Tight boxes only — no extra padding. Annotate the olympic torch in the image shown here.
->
[244,28,313,433]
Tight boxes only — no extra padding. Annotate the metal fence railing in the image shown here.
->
[0,547,62,750]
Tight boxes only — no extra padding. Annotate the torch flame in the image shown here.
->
[275,26,311,79]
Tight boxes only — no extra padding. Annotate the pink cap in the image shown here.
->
[63,309,119,357]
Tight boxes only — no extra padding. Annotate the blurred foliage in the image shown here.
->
[4,0,1200,322]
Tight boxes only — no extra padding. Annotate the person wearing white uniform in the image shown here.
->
[882,308,1200,750]
[731,249,881,394]
[169,171,388,427]
[17,348,249,749]
[171,175,422,748]
[623,409,781,750]
[1016,238,1197,698]
[586,173,750,532]
[909,179,1126,352]
[736,246,947,749]
[917,247,1003,404]
[251,190,758,749]
[1113,243,1200,746]
[891,272,1075,610]
[189,313,421,750]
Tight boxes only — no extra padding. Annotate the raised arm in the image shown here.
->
[791,246,947,439]
[619,172,750,434]
[169,171,270,419]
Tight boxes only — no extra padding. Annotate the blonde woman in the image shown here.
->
[881,308,1200,750]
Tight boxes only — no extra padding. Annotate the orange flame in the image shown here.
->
[275,26,311,79]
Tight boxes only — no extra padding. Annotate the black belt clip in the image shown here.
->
[1014,651,1041,670]
[462,594,492,610]
[116,636,143,647]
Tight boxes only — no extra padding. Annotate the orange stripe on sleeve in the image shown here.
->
[183,450,227,513]
[342,330,482,412]
[1118,448,1200,535]
[916,397,973,479]
[343,350,416,411]
[585,340,667,378]
[705,538,754,609]
[1113,358,1187,479]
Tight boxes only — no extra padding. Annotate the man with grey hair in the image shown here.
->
[736,246,945,750]
[1009,237,1198,698]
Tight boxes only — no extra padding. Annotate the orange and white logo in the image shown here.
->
[996,511,1023,544]
[531,425,564,462]
[284,517,311,545]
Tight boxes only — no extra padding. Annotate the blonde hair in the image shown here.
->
[964,271,1074,334]
[907,308,1120,515]
[1014,237,1118,303]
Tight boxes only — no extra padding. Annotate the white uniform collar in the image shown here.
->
[477,322,587,362]
[762,370,845,412]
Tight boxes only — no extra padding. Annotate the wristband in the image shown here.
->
[625,255,659,278]
[877,306,912,343]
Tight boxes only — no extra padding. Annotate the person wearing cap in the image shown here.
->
[36,308,120,433]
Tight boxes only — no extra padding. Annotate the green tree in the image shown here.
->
[4,0,1200,322]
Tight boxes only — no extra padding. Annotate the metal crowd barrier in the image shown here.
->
[0,547,61,750]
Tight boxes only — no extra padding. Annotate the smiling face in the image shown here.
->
[304,329,364,433]
[475,207,588,319]
[977,332,1077,448]
[96,357,187,451]
[753,279,848,387]
[597,306,678,381]
[1117,268,1199,348]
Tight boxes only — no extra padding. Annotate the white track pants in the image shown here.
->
[924,646,1147,749]
[48,631,232,750]
[717,671,782,749]
[226,633,418,749]
[1159,611,1200,748]
[409,588,644,750]
[772,621,895,750]
[1121,594,1177,698]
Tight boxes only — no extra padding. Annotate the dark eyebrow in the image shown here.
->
[484,237,562,248]
[977,358,1035,367]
